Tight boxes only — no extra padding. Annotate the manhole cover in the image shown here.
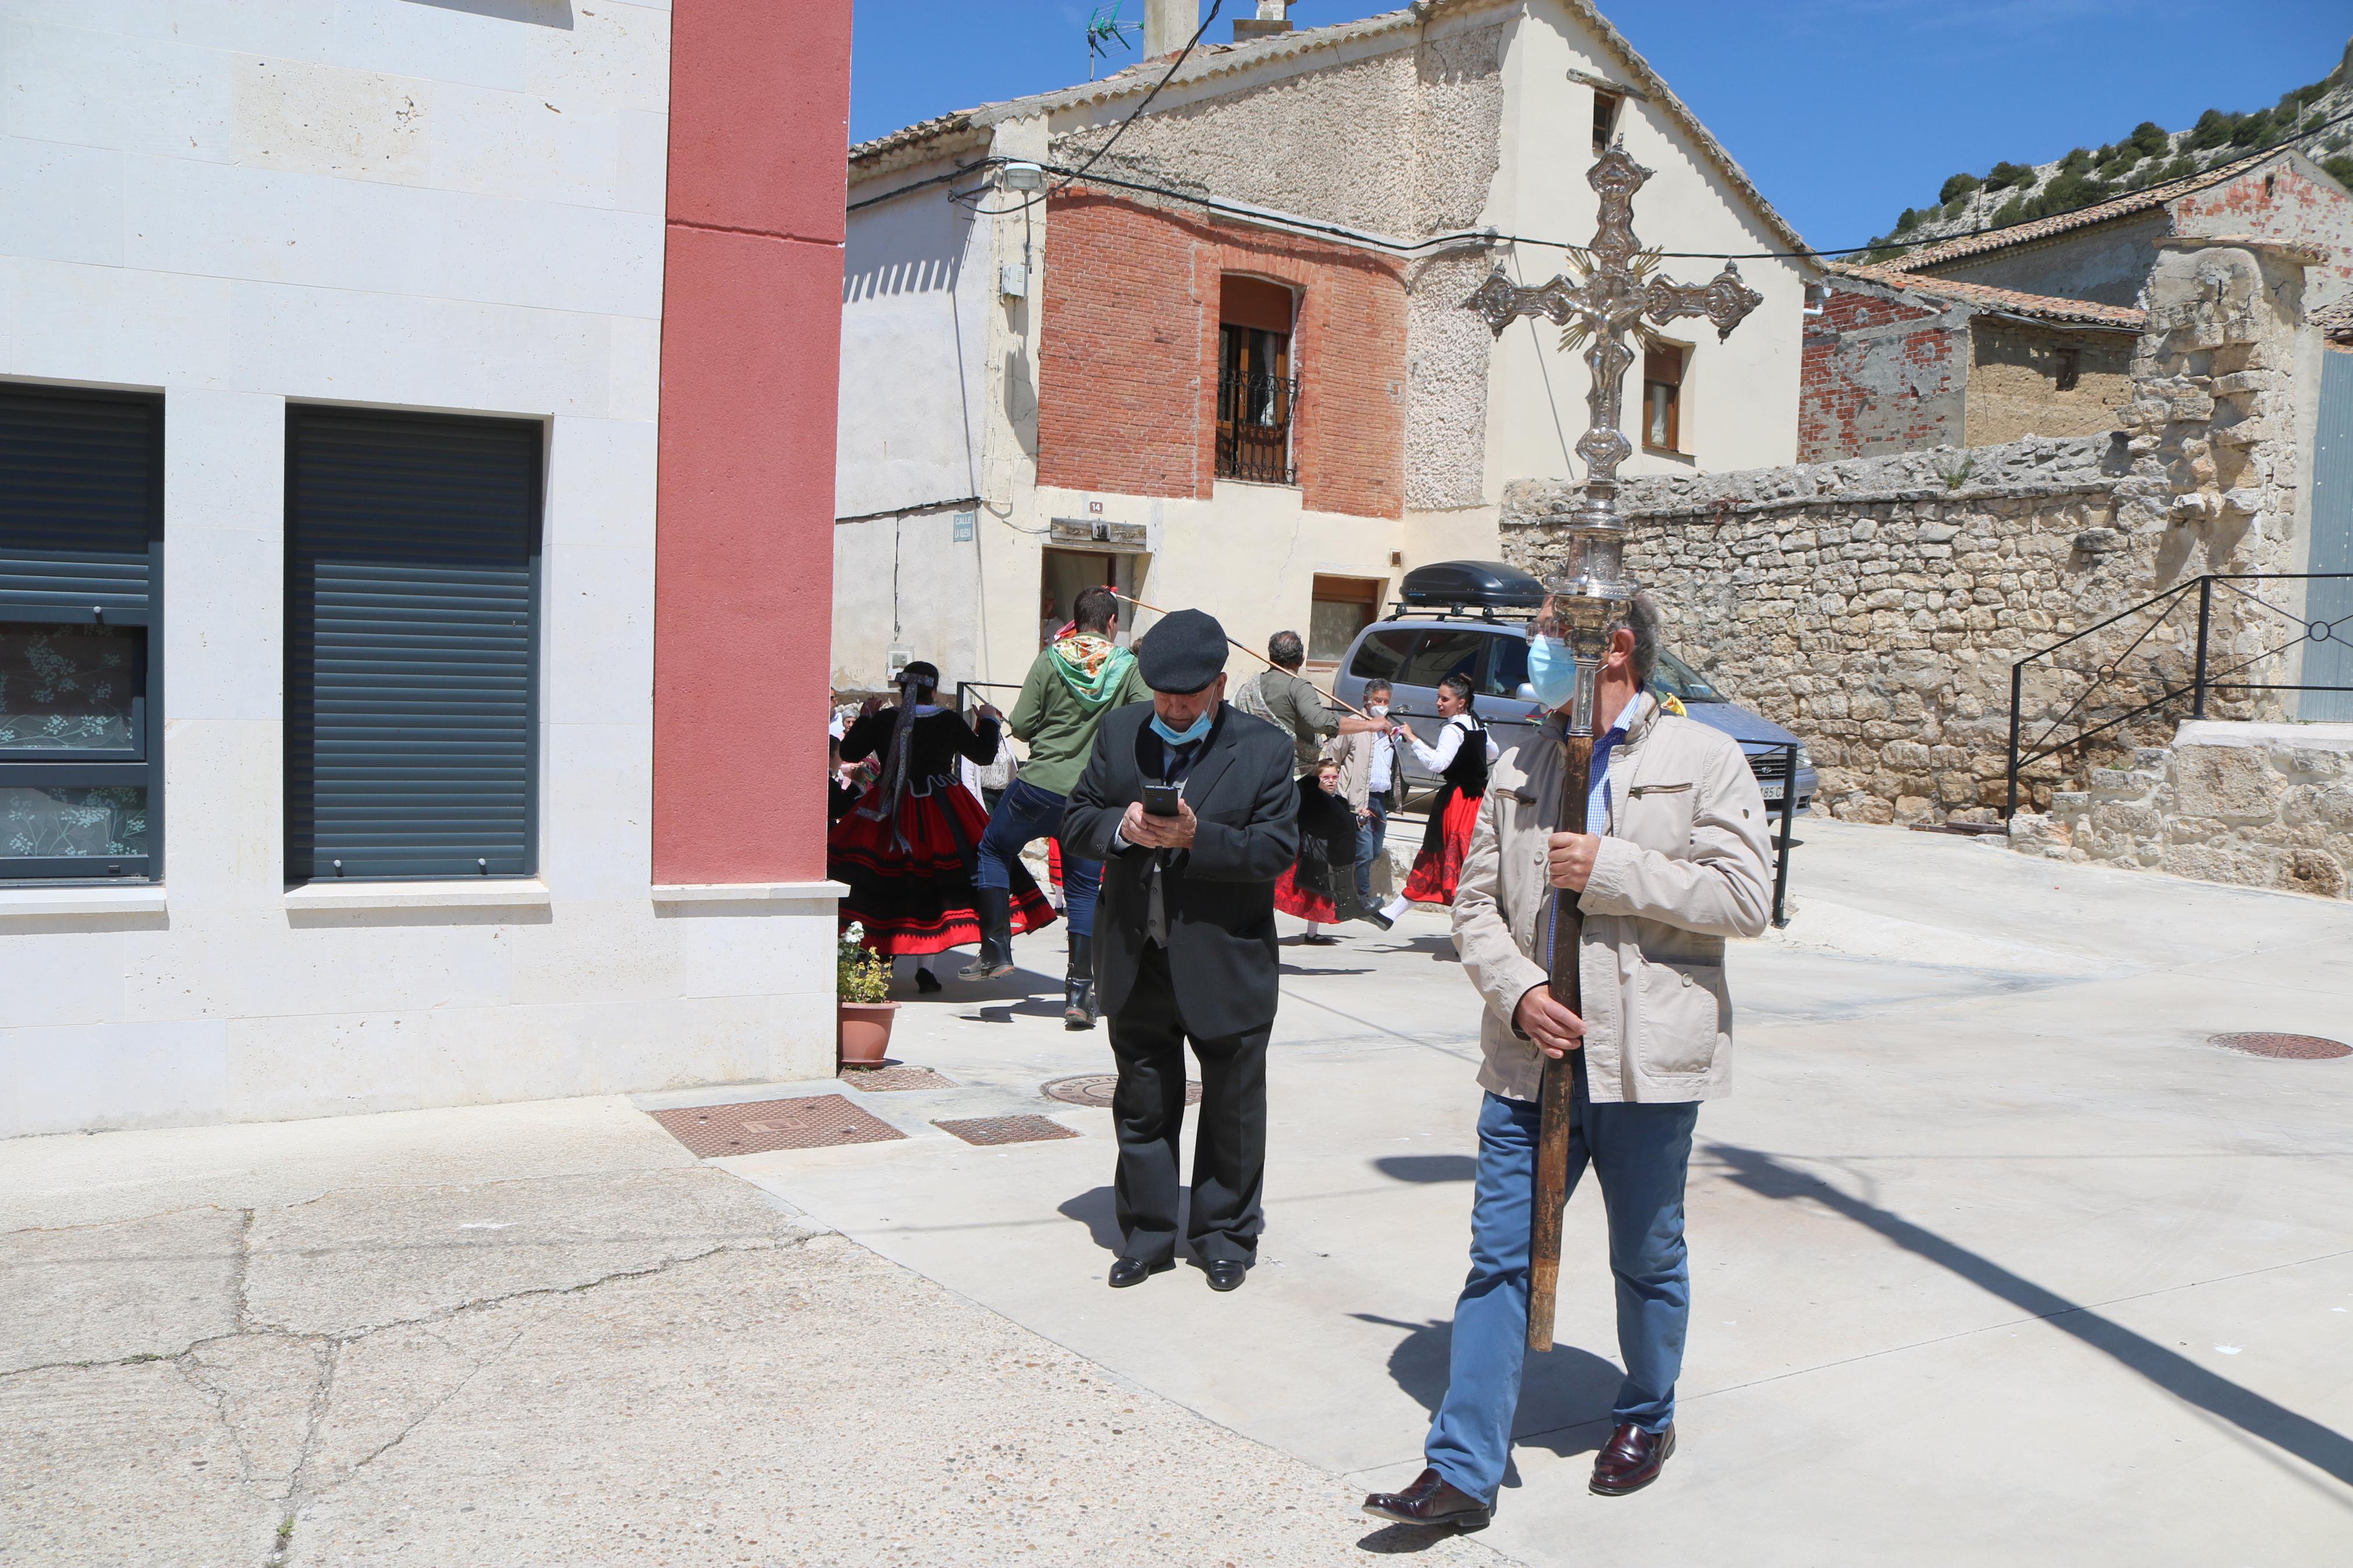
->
[840,1065,957,1092]
[934,1115,1080,1146]
[648,1096,904,1155]
[1041,1074,1202,1108]
[2209,1032,2351,1061]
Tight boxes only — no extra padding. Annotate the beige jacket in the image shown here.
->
[1452,695,1773,1105]
[1321,727,1397,812]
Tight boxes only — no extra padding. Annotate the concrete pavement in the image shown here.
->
[3,820,2350,1563]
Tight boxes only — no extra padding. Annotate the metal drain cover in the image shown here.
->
[1041,1074,1202,1108]
[648,1095,905,1155]
[840,1065,957,1092]
[2209,1032,2351,1060]
[934,1115,1080,1146]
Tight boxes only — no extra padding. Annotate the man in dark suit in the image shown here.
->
[1061,609,1299,1292]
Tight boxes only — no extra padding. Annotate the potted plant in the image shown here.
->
[836,923,898,1067]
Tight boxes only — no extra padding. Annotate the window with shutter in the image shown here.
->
[285,407,542,883]
[0,385,164,883]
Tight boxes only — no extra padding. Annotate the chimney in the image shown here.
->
[1143,1,1201,58]
[1234,2,1294,42]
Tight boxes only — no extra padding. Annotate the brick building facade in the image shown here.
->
[1035,190,1408,519]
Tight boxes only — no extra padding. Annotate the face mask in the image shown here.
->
[1366,703,1389,717]
[1149,709,1213,747]
[1525,635,1580,712]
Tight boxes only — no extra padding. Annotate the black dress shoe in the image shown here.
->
[1361,1467,1490,1532]
[914,968,942,994]
[1107,1258,1171,1289]
[1299,933,1340,945]
[1202,1258,1248,1292]
[1589,1422,1675,1495]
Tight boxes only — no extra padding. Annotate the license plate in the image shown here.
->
[1759,780,1784,801]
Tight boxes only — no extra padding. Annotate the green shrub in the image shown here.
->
[1986,160,2036,191]
[2230,107,2274,147]
[2188,108,2238,150]
[1894,207,1921,233]
[2323,154,2353,190]
[2130,120,2169,158]
[1991,195,2027,228]
[2057,147,2093,174]
[837,923,892,1004]
[1939,172,1982,204]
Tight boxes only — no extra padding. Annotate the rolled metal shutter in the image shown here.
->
[0,387,160,615]
[286,408,542,881]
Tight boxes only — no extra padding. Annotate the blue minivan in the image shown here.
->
[1330,561,1816,812]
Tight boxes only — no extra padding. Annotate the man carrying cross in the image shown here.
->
[1361,593,1770,1529]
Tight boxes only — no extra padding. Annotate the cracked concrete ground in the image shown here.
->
[6,822,2351,1565]
[0,1100,1509,1566]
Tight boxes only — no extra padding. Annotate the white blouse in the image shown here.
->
[1401,712,1499,773]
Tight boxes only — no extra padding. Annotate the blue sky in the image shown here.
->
[850,1,2351,253]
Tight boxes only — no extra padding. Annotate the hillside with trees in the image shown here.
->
[1861,38,2353,263]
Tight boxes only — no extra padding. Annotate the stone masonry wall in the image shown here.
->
[2010,723,2353,899]
[1502,241,2316,829]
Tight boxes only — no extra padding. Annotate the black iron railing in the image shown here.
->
[1216,371,1297,485]
[2004,572,2353,817]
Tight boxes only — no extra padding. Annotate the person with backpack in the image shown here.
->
[967,585,1153,1027]
[1233,630,1396,930]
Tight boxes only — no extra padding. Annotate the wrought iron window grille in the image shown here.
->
[1215,370,1298,485]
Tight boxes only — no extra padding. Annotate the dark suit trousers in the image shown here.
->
[1107,942,1268,1267]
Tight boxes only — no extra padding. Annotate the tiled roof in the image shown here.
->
[1890,148,2286,272]
[1823,262,2146,329]
[846,0,1809,256]
[2315,297,2353,344]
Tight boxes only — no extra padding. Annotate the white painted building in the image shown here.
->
[2,2,853,1137]
[834,0,1816,696]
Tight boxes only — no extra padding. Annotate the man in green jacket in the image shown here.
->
[967,584,1153,1026]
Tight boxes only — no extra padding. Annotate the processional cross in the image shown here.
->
[1460,143,1763,1353]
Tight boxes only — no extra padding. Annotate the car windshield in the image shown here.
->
[1650,650,1726,703]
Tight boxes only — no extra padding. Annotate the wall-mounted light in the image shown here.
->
[1000,162,1046,192]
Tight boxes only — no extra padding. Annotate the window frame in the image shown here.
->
[282,404,545,886]
[0,385,165,885]
[1592,90,1623,154]
[1305,574,1383,670]
[1642,340,1688,456]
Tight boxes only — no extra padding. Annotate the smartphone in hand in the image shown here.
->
[1142,781,1183,818]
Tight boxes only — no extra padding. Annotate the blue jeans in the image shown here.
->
[1425,1078,1699,1505]
[1355,790,1391,902]
[974,777,1101,938]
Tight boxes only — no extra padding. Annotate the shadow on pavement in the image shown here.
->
[1057,1185,1198,1260]
[1710,1142,2353,1487]
[1353,1314,1624,1464]
[1373,1155,1477,1183]
[1356,1521,1479,1553]
[1280,963,1376,977]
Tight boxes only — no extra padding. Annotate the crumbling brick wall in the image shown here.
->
[1035,187,1408,518]
[1798,285,1964,461]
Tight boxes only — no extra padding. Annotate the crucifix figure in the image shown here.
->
[1460,142,1763,1355]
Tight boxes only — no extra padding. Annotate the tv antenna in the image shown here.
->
[1086,1,1140,79]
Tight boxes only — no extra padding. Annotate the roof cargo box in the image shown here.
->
[1397,559,1546,612]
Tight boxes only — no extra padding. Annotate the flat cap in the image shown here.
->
[1135,609,1228,694]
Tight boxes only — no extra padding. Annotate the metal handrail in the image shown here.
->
[2003,572,2353,817]
[1215,371,1298,485]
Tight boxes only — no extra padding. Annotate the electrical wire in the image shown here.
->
[856,98,2353,265]
[959,1,1226,220]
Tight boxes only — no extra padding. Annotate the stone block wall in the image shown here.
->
[2009,721,2353,898]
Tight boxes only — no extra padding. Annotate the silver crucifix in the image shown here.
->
[1463,141,1762,733]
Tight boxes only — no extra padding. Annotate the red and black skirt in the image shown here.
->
[1401,784,1483,906]
[829,779,1057,955]
[1273,863,1340,923]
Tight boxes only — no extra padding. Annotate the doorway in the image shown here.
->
[1040,547,1133,649]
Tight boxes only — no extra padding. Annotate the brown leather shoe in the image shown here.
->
[1361,1467,1491,1531]
[1589,1422,1675,1495]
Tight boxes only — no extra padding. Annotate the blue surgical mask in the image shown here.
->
[1149,709,1213,747]
[1525,634,1580,711]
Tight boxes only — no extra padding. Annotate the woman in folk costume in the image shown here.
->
[829,661,1056,991]
[1273,758,1351,944]
[1378,673,1500,920]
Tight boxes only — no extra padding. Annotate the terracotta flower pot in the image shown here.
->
[837,1001,899,1067]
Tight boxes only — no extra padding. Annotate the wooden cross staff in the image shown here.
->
[1463,141,1762,1352]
